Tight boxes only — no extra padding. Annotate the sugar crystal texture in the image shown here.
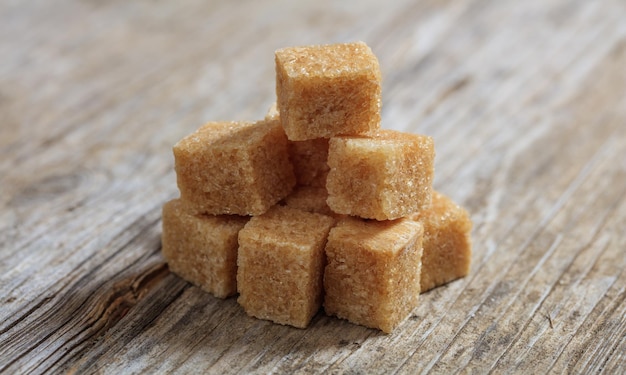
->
[265,101,279,121]
[289,138,330,187]
[266,102,330,187]
[237,206,335,328]
[161,199,248,298]
[324,217,424,333]
[412,191,472,292]
[282,185,335,217]
[327,129,435,220]
[275,42,382,141]
[173,120,295,216]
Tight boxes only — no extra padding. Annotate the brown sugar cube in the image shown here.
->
[289,138,330,187]
[282,185,334,217]
[326,129,435,220]
[411,191,472,292]
[237,206,335,328]
[266,102,330,187]
[161,199,249,298]
[173,119,295,216]
[275,41,382,141]
[324,217,424,333]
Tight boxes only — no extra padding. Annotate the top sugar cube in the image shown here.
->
[275,41,382,141]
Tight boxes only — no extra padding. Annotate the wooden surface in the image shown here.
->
[1,0,625,373]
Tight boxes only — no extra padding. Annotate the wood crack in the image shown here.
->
[38,263,171,374]
[73,281,191,375]
[0,207,164,373]
[1,206,160,336]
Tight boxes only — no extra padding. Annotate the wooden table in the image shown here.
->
[1,0,625,373]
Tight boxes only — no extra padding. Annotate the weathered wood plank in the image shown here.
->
[1,0,625,373]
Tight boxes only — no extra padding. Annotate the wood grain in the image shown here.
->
[1,0,625,373]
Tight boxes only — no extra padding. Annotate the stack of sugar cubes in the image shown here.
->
[162,42,472,333]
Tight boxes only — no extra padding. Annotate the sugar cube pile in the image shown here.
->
[162,41,472,333]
